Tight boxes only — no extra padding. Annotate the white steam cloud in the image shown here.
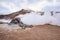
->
[17,12,60,26]
[0,0,60,29]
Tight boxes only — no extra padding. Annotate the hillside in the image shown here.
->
[0,9,32,19]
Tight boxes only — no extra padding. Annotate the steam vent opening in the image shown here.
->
[0,0,60,40]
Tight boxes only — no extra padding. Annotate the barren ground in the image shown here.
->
[0,25,60,40]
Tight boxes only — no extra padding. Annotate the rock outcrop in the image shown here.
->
[0,9,32,19]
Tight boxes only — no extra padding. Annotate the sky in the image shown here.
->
[0,0,60,15]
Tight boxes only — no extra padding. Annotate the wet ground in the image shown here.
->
[0,24,60,40]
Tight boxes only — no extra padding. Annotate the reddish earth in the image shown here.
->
[0,25,60,40]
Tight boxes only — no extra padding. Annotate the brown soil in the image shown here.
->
[0,25,60,40]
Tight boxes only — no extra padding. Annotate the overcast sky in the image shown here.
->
[0,0,60,15]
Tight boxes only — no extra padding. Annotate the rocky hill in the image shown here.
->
[0,9,32,19]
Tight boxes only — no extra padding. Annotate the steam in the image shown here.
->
[50,13,60,26]
[0,12,60,30]
[0,0,60,29]
[0,19,11,23]
[0,24,20,30]
[17,12,60,26]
